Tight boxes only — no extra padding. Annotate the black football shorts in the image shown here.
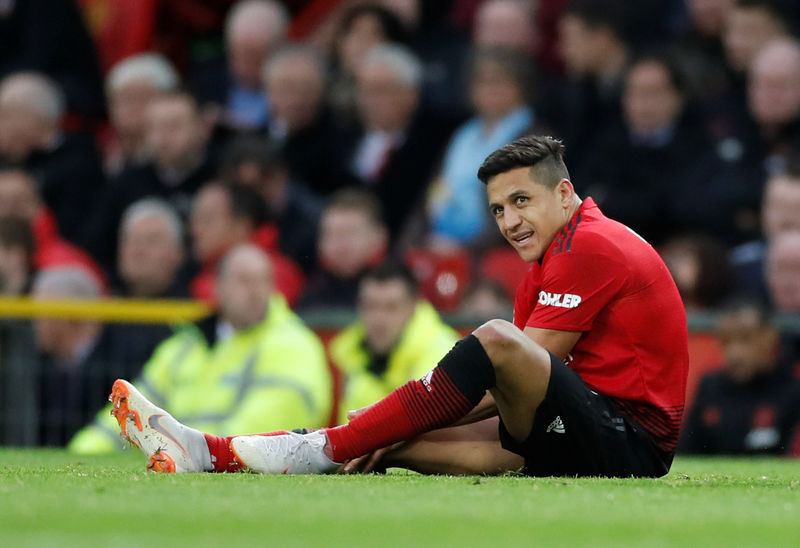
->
[499,353,673,477]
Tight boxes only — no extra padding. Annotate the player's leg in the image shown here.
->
[472,319,553,443]
[109,379,290,473]
[377,418,524,476]
[232,320,555,474]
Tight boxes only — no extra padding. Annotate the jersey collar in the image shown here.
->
[541,197,597,263]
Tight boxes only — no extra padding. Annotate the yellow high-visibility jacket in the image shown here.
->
[331,301,459,423]
[70,296,332,454]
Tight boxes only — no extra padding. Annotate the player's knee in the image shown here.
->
[473,319,519,359]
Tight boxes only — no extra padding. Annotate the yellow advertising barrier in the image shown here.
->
[0,297,211,324]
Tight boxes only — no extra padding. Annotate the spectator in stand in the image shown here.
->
[680,300,800,455]
[113,198,190,379]
[221,137,322,273]
[87,92,216,270]
[330,4,408,123]
[459,279,513,320]
[427,46,536,250]
[0,215,34,296]
[0,216,38,446]
[704,0,794,155]
[189,181,305,306]
[660,235,733,311]
[731,164,800,302]
[766,231,800,312]
[117,198,189,300]
[70,244,332,454]
[0,0,105,120]
[298,189,388,311]
[103,54,181,175]
[193,0,289,132]
[29,267,137,447]
[380,0,471,119]
[329,263,459,423]
[746,38,800,175]
[346,44,456,238]
[472,0,537,58]
[674,0,734,103]
[579,53,755,244]
[550,0,631,168]
[0,168,105,291]
[262,44,350,196]
[0,72,104,247]
[723,0,791,74]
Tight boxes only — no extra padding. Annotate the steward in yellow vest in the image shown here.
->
[330,264,459,423]
[70,245,331,453]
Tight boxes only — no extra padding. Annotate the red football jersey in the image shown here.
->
[513,198,689,452]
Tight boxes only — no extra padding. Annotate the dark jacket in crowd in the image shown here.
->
[679,361,800,456]
[544,74,624,170]
[276,109,352,198]
[24,132,105,248]
[0,0,105,119]
[344,108,457,239]
[85,157,217,271]
[272,181,323,274]
[576,110,759,245]
[0,323,146,447]
[0,320,38,446]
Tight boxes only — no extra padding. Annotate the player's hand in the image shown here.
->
[346,406,370,421]
[338,442,403,474]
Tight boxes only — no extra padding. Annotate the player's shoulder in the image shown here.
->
[555,200,650,259]
[549,217,626,260]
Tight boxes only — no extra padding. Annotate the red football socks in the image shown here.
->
[324,368,473,463]
[203,431,289,472]
[325,335,495,463]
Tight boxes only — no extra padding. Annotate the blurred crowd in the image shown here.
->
[1,0,800,456]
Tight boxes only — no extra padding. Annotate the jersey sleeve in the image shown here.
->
[512,264,541,330]
[526,250,628,332]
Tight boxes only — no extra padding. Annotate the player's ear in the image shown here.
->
[556,178,575,205]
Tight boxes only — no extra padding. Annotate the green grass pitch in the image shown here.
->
[1,450,799,547]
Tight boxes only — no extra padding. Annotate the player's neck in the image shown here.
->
[565,196,583,222]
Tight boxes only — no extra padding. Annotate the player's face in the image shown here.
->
[487,167,576,262]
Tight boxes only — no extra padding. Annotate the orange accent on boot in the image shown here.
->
[147,450,177,473]
[228,439,247,472]
[108,380,142,441]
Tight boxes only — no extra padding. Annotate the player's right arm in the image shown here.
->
[523,326,581,360]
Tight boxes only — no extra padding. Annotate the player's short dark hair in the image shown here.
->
[562,0,627,40]
[325,188,385,226]
[362,262,419,297]
[477,135,570,188]
[221,136,286,177]
[0,215,35,260]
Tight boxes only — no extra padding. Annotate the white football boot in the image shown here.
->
[230,430,339,474]
[108,379,211,473]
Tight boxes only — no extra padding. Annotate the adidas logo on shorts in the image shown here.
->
[546,415,566,434]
